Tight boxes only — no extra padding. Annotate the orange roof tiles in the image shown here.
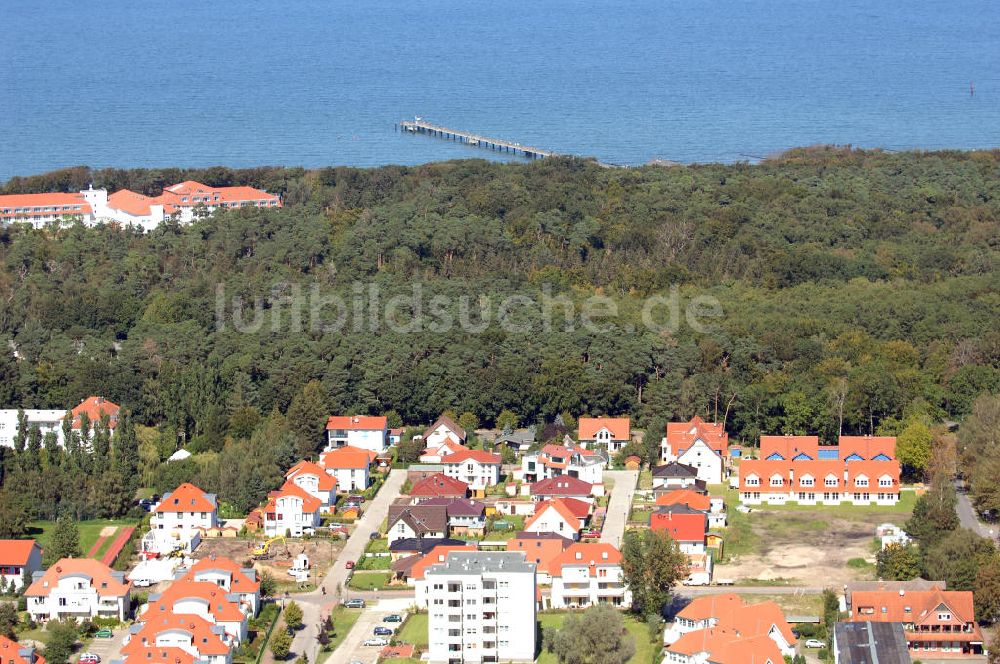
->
[740,459,900,493]
[677,593,743,621]
[285,460,337,491]
[107,189,172,217]
[666,416,729,455]
[26,558,130,597]
[149,580,247,623]
[185,557,259,593]
[524,499,583,532]
[407,544,477,580]
[409,473,469,498]
[759,435,820,459]
[119,646,194,664]
[266,480,322,514]
[157,181,280,208]
[440,449,501,465]
[326,415,387,431]
[578,417,631,441]
[0,539,40,566]
[0,192,92,219]
[649,508,706,542]
[544,542,622,577]
[122,612,229,657]
[319,445,377,470]
[155,483,217,513]
[850,587,976,625]
[670,595,796,663]
[838,435,897,460]
[71,396,120,429]
[0,635,44,664]
[508,535,570,570]
[656,489,710,511]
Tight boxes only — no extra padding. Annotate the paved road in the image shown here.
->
[602,470,639,547]
[290,469,407,663]
[955,480,996,541]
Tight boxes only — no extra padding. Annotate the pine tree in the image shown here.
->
[114,414,140,491]
[13,409,28,454]
[45,517,82,564]
[287,380,329,457]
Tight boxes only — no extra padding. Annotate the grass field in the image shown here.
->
[326,606,363,652]
[347,571,393,591]
[537,612,659,664]
[26,519,138,557]
[395,612,429,648]
[736,593,824,616]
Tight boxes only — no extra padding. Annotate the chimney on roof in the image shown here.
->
[575,551,582,560]
[899,589,905,596]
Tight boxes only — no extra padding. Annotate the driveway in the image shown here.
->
[80,625,130,663]
[290,469,407,663]
[601,470,639,547]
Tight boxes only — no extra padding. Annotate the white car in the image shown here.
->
[362,638,389,647]
[736,504,753,513]
[805,639,826,649]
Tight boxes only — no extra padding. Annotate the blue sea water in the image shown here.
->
[2,0,998,181]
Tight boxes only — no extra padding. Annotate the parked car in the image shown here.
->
[580,529,601,539]
[344,598,365,609]
[79,653,101,664]
[373,626,393,636]
[383,614,403,623]
[345,560,356,569]
[805,639,826,649]
[349,495,365,503]
[369,531,380,540]
[94,628,114,638]
[736,504,753,513]
[362,637,388,647]
[302,527,316,536]
[132,578,152,588]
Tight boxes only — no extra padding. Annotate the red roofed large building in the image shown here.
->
[26,558,131,622]
[849,586,984,657]
[528,475,595,502]
[152,483,219,543]
[664,593,797,662]
[142,579,251,644]
[184,556,260,616]
[71,396,120,431]
[408,472,469,500]
[325,415,388,453]
[0,539,42,591]
[520,443,604,485]
[121,612,232,664]
[284,460,337,509]
[739,458,900,506]
[0,192,94,227]
[439,449,501,495]
[545,542,630,609]
[0,635,44,664]
[650,504,707,554]
[261,481,322,537]
[524,499,589,540]
[319,445,377,491]
[578,417,631,454]
[661,416,730,484]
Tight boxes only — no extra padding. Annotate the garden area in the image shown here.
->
[538,610,661,664]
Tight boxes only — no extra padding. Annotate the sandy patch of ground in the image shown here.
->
[193,536,345,589]
[98,526,118,537]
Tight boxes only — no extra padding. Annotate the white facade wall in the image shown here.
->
[677,441,724,484]
[168,598,248,643]
[264,496,320,537]
[549,562,630,609]
[325,466,369,492]
[0,547,41,591]
[27,574,129,622]
[152,508,218,535]
[288,474,334,508]
[425,426,463,447]
[0,409,67,448]
[326,428,387,453]
[524,510,578,540]
[442,460,500,491]
[189,569,260,616]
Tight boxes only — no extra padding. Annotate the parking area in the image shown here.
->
[327,599,414,664]
[79,626,130,664]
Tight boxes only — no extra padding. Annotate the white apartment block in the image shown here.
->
[421,551,536,664]
[325,415,388,453]
[25,558,131,622]
[0,409,66,448]
[548,543,631,609]
[440,451,502,494]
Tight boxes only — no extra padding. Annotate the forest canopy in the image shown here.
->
[1,148,998,454]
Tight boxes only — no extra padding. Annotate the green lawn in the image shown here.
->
[537,612,659,664]
[365,537,389,554]
[357,554,392,570]
[327,606,363,652]
[347,571,394,591]
[395,612,429,648]
[736,593,823,616]
[748,489,916,517]
[26,519,138,557]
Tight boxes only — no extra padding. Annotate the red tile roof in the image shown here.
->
[155,483,216,513]
[326,415,387,431]
[185,557,259,593]
[319,445,378,470]
[285,460,337,491]
[409,473,469,498]
[0,539,40,566]
[759,435,820,459]
[739,459,900,493]
[107,189,177,216]
[149,580,247,623]
[0,193,91,219]
[544,542,622,576]
[0,635,44,664]
[671,595,796,662]
[529,476,593,497]
[650,508,706,542]
[578,417,630,441]
[266,480,322,514]
[26,558,130,597]
[407,544,477,580]
[666,416,729,455]
[119,646,194,664]
[122,613,229,657]
[838,435,896,460]
[157,181,280,208]
[850,587,976,626]
[524,499,583,532]
[508,535,569,570]
[71,396,120,429]
[656,489,710,511]
[440,449,501,465]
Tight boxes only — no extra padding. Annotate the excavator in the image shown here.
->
[251,536,287,559]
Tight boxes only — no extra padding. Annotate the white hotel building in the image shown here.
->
[420,551,536,664]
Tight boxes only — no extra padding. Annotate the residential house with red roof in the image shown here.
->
[325,415,387,453]
[387,504,449,545]
[151,483,219,553]
[71,396,120,432]
[545,542,630,609]
[664,593,797,661]
[120,611,232,664]
[142,579,250,644]
[418,439,469,463]
[650,504,707,554]
[182,556,260,616]
[0,539,42,591]
[520,443,604,485]
[408,472,469,500]
[739,458,900,506]
[577,417,631,454]
[284,460,337,509]
[661,416,730,484]
[0,635,44,664]
[759,434,896,462]
[439,449,501,495]
[507,533,571,584]
[528,475,595,502]
[319,445,378,491]
[849,586,984,657]
[524,499,589,540]
[656,490,727,528]
[261,481,322,537]
[422,414,467,447]
[0,192,94,227]
[26,558,131,622]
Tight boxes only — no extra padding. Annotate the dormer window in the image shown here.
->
[770,475,784,487]
[855,477,869,488]
[825,476,838,487]
[938,612,951,621]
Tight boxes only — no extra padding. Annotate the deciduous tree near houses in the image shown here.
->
[621,528,689,617]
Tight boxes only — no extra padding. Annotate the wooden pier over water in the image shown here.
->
[397,118,556,159]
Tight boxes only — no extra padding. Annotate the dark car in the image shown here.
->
[369,532,380,540]
[383,614,403,623]
[373,626,393,636]
[348,494,365,503]
[344,598,365,609]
